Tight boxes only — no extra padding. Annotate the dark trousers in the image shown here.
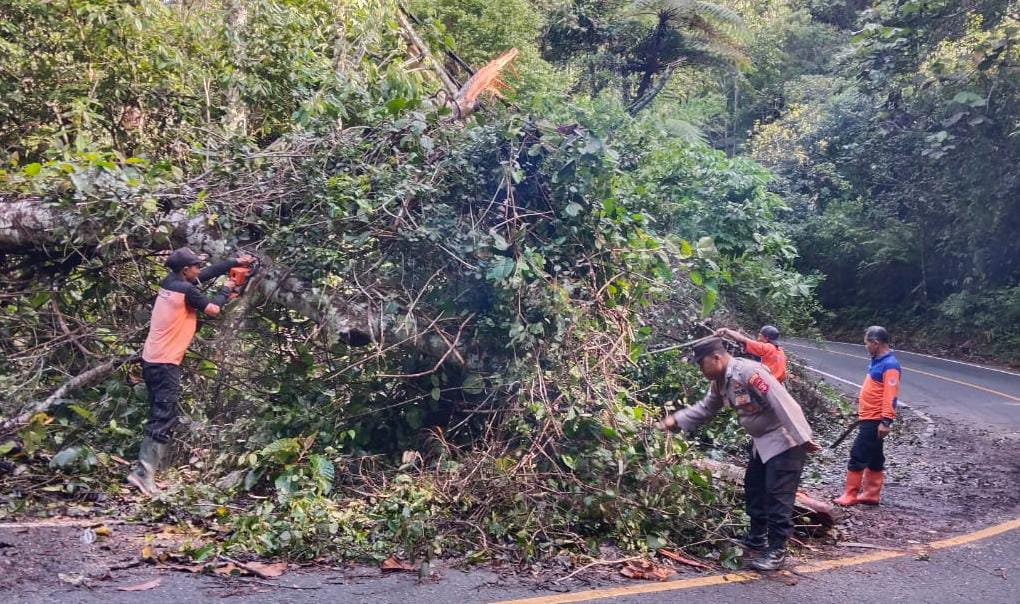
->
[847,419,885,471]
[142,361,182,443]
[744,444,807,549]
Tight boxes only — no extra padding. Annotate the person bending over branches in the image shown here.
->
[714,325,787,383]
[657,337,819,571]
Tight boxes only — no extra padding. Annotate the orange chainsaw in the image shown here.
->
[227,256,260,299]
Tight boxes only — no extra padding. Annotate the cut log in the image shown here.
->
[691,457,844,527]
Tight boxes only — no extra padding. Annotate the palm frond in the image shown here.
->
[663,118,709,145]
[630,0,744,26]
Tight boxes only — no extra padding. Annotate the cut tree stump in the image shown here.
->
[691,458,844,527]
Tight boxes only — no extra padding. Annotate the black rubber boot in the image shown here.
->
[748,547,787,571]
[126,436,167,497]
[737,530,767,550]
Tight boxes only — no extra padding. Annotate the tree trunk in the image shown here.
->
[627,61,681,116]
[0,196,458,357]
[223,0,248,134]
[395,6,459,99]
[0,354,140,434]
[692,458,844,527]
[632,15,668,105]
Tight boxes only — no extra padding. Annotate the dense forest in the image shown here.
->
[1,0,1017,566]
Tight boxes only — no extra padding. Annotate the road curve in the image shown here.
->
[785,337,1020,430]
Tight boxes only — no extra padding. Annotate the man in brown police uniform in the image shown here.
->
[658,337,818,570]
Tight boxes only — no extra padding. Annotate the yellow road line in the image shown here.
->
[489,572,759,604]
[792,548,906,573]
[928,516,1020,549]
[490,516,1020,604]
[785,343,1020,404]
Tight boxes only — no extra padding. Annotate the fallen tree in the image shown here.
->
[0,45,524,423]
[0,42,518,343]
[0,0,830,567]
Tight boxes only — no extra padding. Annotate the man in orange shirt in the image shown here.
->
[834,325,900,506]
[127,247,254,496]
[715,325,787,383]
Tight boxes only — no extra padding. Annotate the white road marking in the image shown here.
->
[788,338,1020,378]
[788,342,1020,404]
[793,362,859,389]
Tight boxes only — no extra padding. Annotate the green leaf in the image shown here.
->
[386,97,407,113]
[951,91,986,108]
[243,469,262,491]
[274,470,299,499]
[701,287,718,317]
[462,373,485,395]
[485,256,516,282]
[696,236,718,257]
[196,359,218,377]
[489,230,511,251]
[309,454,335,494]
[564,202,582,217]
[0,441,16,456]
[260,438,302,464]
[22,163,42,177]
[50,447,82,469]
[405,406,423,430]
[68,404,96,424]
[190,543,217,562]
[646,534,667,550]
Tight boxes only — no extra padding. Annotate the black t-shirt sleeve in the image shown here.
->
[197,259,239,284]
[184,284,212,312]
[184,284,229,313]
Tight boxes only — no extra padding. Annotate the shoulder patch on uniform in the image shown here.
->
[748,372,770,394]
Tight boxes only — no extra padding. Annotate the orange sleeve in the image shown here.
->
[882,368,899,419]
[744,340,771,357]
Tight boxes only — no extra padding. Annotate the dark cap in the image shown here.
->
[166,247,208,272]
[760,325,780,343]
[691,337,727,364]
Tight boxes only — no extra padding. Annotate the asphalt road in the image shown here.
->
[784,338,1020,430]
[21,520,1020,604]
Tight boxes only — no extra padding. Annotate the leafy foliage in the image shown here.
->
[750,0,1020,359]
[0,0,825,565]
[542,0,747,113]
